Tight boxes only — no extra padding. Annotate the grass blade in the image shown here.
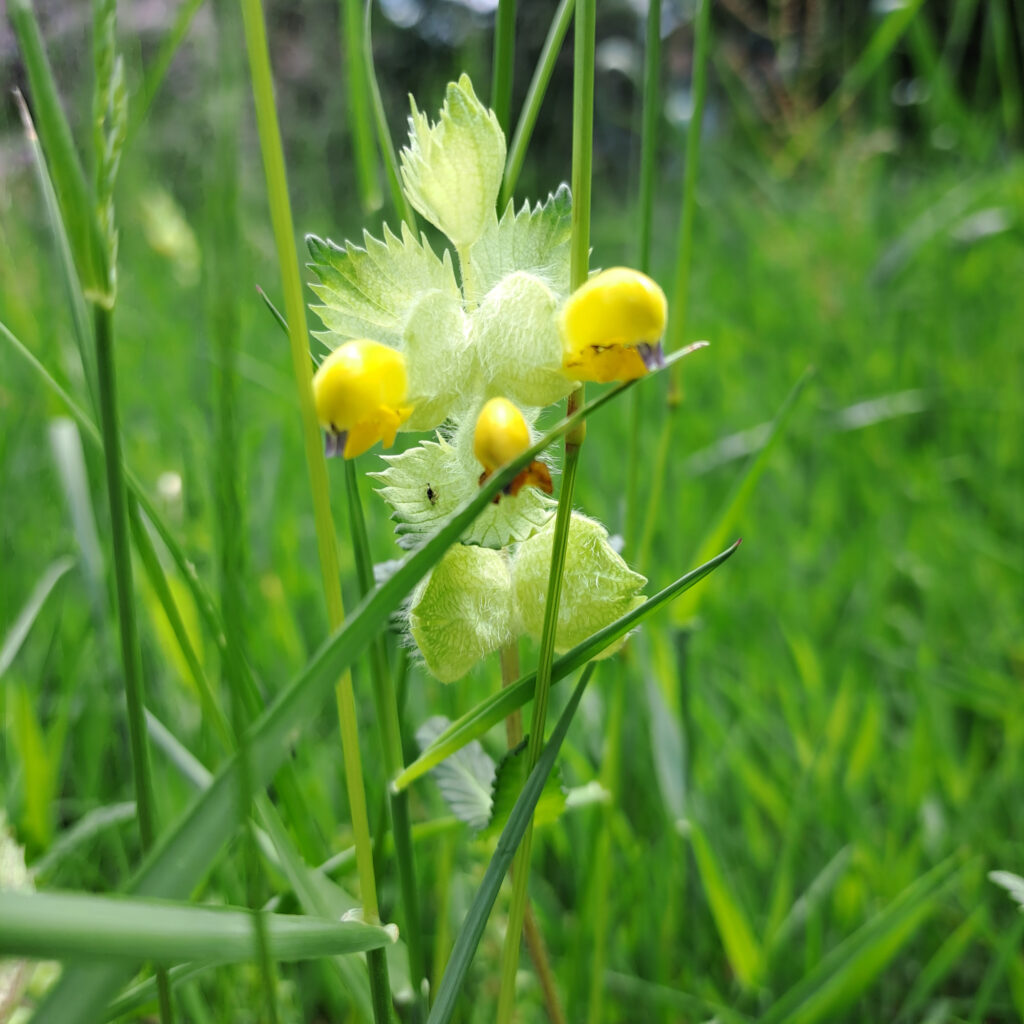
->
[0,558,74,680]
[0,891,394,964]
[8,0,109,303]
[500,0,574,208]
[396,538,740,791]
[670,365,814,624]
[427,663,598,1024]
[758,856,962,1024]
[688,817,763,988]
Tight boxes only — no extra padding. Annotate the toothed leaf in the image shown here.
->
[467,184,573,304]
[307,224,459,349]
[484,738,565,838]
[372,435,555,551]
[399,74,506,248]
[416,717,495,830]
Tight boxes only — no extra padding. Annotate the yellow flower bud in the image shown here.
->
[312,339,413,459]
[473,397,531,472]
[559,267,668,383]
[473,397,552,501]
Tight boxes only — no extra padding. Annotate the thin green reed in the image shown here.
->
[236,0,393,1019]
[344,459,428,1021]
[638,0,711,571]
[491,0,517,134]
[208,0,278,1016]
[500,0,575,209]
[625,0,662,554]
[342,0,382,212]
[495,1,596,1019]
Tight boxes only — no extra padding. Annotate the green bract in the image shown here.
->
[512,513,647,657]
[400,74,506,249]
[306,75,650,681]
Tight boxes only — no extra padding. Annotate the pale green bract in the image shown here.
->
[409,545,517,683]
[400,74,506,249]
[371,435,555,551]
[305,75,649,681]
[512,513,648,657]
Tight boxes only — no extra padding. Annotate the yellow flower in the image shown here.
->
[473,397,552,500]
[312,340,413,459]
[559,267,668,382]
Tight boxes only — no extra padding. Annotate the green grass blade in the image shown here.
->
[427,663,597,1024]
[131,0,206,137]
[341,0,381,211]
[670,364,814,625]
[491,0,516,134]
[0,891,394,964]
[758,856,962,1024]
[31,802,137,881]
[363,0,416,226]
[396,539,740,791]
[500,0,574,208]
[13,92,98,412]
[688,817,763,988]
[0,557,74,680]
[8,0,109,304]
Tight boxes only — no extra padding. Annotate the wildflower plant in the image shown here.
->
[308,75,660,683]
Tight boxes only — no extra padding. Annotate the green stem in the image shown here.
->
[345,461,426,1019]
[363,0,417,226]
[500,0,574,209]
[209,0,278,1010]
[496,4,595,1016]
[584,663,626,1024]
[638,0,711,568]
[93,302,173,1023]
[491,0,517,135]
[625,0,662,554]
[237,0,391,1017]
[342,0,382,212]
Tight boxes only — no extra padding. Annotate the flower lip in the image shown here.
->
[312,339,413,459]
[559,267,668,383]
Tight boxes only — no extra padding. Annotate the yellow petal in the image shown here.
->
[558,267,667,381]
[313,339,410,433]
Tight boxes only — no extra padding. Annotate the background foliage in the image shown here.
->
[1,0,1023,1021]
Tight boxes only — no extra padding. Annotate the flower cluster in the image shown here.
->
[307,76,667,681]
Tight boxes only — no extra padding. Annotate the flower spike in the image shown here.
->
[312,339,414,459]
[473,397,553,501]
[559,267,668,383]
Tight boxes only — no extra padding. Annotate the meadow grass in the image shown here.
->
[1,2,1023,1022]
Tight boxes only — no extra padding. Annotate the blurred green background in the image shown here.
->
[1,0,1023,1021]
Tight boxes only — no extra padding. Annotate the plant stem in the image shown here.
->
[237,0,392,1017]
[500,640,566,1024]
[342,0,381,212]
[501,0,574,209]
[638,0,711,569]
[496,3,594,1017]
[93,302,173,1023]
[208,0,278,1012]
[345,460,427,1019]
[491,0,517,135]
[584,664,626,1024]
[625,0,662,555]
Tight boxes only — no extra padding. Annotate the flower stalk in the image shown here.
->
[237,0,392,1018]
[495,1,595,1016]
